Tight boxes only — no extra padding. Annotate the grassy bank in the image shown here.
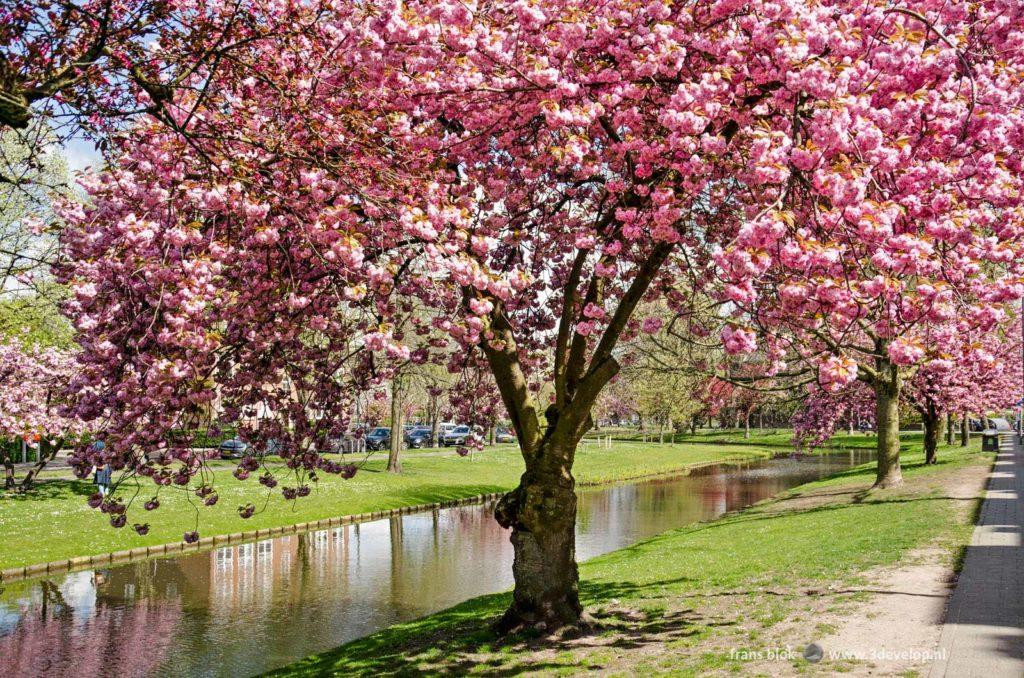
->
[273,438,988,677]
[603,428,949,449]
[0,441,773,570]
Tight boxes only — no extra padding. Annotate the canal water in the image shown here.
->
[0,449,872,677]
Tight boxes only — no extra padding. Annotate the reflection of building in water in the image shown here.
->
[204,527,353,620]
[210,536,295,613]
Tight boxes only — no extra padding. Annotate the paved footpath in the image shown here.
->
[930,434,1024,677]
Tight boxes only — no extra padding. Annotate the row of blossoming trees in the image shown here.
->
[4,0,1024,632]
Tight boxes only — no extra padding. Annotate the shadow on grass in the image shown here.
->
[269,578,708,677]
[0,478,94,502]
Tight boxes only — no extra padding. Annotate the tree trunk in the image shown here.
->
[690,417,698,436]
[494,432,583,633]
[961,412,970,448]
[873,362,903,488]
[946,414,955,445]
[2,449,14,490]
[428,419,440,450]
[743,411,750,439]
[922,403,939,465]
[19,438,63,490]
[489,424,496,446]
[388,375,403,473]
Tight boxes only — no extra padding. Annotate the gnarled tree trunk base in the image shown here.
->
[494,459,586,636]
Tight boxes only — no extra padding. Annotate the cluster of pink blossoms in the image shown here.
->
[0,339,82,444]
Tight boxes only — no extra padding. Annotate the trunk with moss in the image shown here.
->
[494,429,583,633]
[873,360,903,488]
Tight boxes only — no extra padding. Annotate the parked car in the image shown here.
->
[494,426,516,444]
[218,437,250,459]
[405,426,433,449]
[365,427,391,451]
[989,417,1012,431]
[440,425,471,447]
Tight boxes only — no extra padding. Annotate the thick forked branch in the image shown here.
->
[480,302,543,457]
[588,242,675,375]
[553,248,589,408]
[563,241,675,431]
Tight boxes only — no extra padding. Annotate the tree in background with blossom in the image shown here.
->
[713,5,1024,488]
[0,338,81,490]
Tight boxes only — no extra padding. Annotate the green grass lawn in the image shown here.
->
[271,438,988,677]
[0,441,774,570]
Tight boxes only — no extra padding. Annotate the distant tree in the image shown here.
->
[0,338,81,490]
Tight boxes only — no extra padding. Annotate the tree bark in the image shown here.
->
[961,412,970,448]
[946,413,955,445]
[429,399,440,448]
[873,362,903,488]
[743,411,750,439]
[388,375,403,473]
[494,431,583,633]
[2,449,14,490]
[922,403,939,465]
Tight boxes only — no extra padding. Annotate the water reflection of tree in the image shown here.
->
[0,581,181,677]
[37,580,73,623]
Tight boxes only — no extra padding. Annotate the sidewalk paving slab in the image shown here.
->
[929,434,1024,678]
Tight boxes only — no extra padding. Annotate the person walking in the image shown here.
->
[91,433,111,496]
[94,463,112,496]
